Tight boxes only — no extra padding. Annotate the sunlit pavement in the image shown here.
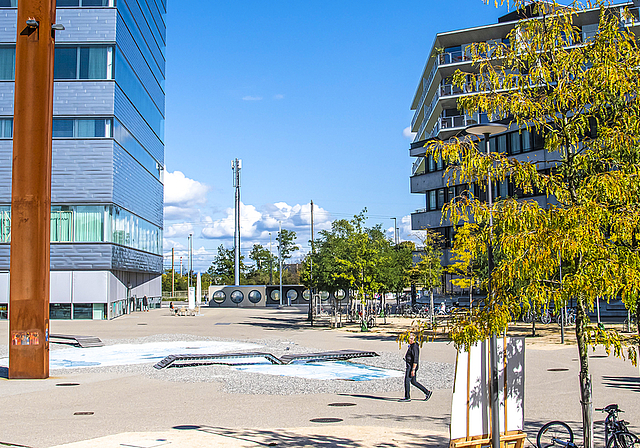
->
[1,306,638,448]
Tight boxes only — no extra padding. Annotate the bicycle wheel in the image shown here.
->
[537,421,574,448]
[541,311,552,325]
[567,313,576,326]
[607,432,640,448]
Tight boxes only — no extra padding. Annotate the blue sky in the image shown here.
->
[162,0,511,272]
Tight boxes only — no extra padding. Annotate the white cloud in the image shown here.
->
[201,201,332,242]
[403,126,417,140]
[273,94,284,100]
[164,171,209,206]
[242,95,263,101]
[164,222,194,238]
[164,171,209,221]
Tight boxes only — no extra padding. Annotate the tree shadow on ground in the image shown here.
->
[172,424,446,447]
[240,315,314,331]
[338,393,400,402]
[601,375,640,392]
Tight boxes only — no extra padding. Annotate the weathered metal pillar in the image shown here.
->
[9,0,57,379]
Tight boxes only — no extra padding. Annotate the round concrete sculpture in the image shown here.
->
[286,289,298,302]
[248,290,262,304]
[230,290,244,304]
[212,290,225,304]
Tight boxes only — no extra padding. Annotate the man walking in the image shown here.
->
[399,332,432,402]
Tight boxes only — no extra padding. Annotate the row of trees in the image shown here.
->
[162,229,302,290]
[298,210,443,308]
[422,1,640,447]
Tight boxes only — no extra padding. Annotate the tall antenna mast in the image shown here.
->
[232,158,242,285]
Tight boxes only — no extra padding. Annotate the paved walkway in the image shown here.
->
[1,306,638,448]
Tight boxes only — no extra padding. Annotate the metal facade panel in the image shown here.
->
[112,143,162,226]
[0,82,14,115]
[115,16,164,112]
[54,81,115,116]
[114,86,163,164]
[51,140,114,203]
[56,8,117,43]
[50,271,72,303]
[119,0,164,77]
[0,9,117,44]
[50,244,112,270]
[0,141,11,201]
[72,270,108,303]
[0,10,16,43]
[111,244,162,273]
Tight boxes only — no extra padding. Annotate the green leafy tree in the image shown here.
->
[246,243,275,285]
[424,2,640,446]
[409,230,444,324]
[276,229,300,261]
[207,244,246,285]
[378,241,415,306]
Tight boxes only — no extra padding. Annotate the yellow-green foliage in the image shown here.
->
[424,0,640,365]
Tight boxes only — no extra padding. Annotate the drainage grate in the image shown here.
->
[56,383,80,387]
[138,323,147,326]
[73,412,94,416]
[328,402,356,407]
[547,368,569,372]
[590,355,608,358]
[310,418,343,423]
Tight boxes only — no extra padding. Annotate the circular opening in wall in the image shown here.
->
[335,289,346,301]
[56,383,80,387]
[319,291,330,302]
[270,290,280,302]
[302,289,311,301]
[286,289,298,302]
[310,418,343,423]
[212,291,226,304]
[73,411,94,416]
[547,368,569,372]
[173,425,201,431]
[328,402,356,407]
[230,290,244,304]
[249,290,262,304]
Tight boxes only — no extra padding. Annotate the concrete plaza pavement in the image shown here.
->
[0,306,638,448]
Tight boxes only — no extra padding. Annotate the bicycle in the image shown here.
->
[537,405,640,448]
[598,404,640,448]
[537,421,577,448]
[556,308,577,327]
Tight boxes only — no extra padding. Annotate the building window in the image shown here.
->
[50,303,71,319]
[0,0,16,7]
[428,190,437,211]
[58,0,113,6]
[0,47,15,80]
[0,205,162,255]
[53,118,112,138]
[54,46,113,80]
[0,118,12,138]
[73,304,93,320]
[51,208,74,242]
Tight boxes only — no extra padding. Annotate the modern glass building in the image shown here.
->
[0,0,165,319]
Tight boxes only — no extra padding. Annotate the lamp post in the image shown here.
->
[390,217,398,246]
[466,122,508,448]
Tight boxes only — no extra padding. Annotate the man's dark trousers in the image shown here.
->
[404,363,430,399]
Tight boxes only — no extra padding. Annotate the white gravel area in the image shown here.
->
[3,333,455,395]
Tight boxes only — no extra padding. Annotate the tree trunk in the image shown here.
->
[576,295,593,448]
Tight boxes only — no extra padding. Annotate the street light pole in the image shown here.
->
[391,217,398,246]
[279,221,283,306]
[466,122,507,448]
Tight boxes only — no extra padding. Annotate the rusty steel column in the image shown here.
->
[9,0,57,379]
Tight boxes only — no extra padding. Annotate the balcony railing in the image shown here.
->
[411,157,424,176]
[438,51,471,65]
[440,114,477,130]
